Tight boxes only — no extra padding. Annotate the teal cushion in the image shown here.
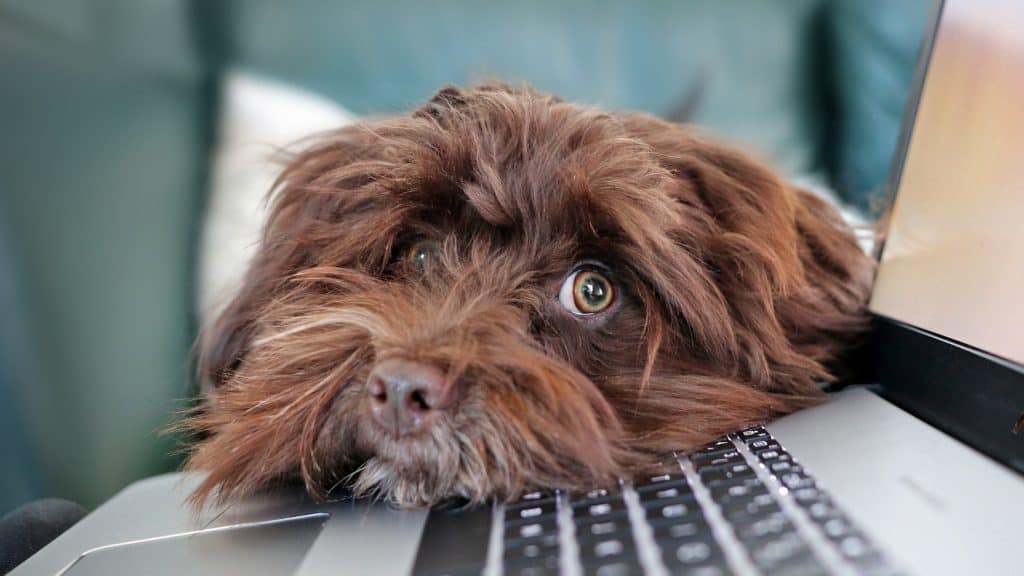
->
[825,0,933,213]
[0,0,206,507]
[227,0,826,177]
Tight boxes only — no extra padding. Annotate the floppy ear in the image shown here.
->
[621,113,874,393]
[198,167,317,392]
[199,125,407,391]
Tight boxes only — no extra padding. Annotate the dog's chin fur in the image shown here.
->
[182,83,875,509]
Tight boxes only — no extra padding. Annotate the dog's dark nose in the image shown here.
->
[367,358,449,437]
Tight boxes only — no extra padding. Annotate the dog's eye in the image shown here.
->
[559,268,614,315]
[407,240,440,272]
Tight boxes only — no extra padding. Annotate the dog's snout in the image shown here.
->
[367,358,449,437]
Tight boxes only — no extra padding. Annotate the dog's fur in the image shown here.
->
[184,83,874,508]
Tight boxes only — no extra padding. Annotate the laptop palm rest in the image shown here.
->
[768,387,1024,576]
[59,514,327,576]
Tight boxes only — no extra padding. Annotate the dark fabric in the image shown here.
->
[0,498,88,574]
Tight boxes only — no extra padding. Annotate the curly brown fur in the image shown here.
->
[183,83,874,508]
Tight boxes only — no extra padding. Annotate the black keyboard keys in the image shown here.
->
[498,429,903,576]
[569,488,644,575]
[577,517,632,542]
[661,538,729,575]
[699,462,756,487]
[503,492,562,575]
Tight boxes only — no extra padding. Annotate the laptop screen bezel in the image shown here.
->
[870,0,1024,475]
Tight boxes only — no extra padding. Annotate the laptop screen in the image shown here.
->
[869,0,1024,367]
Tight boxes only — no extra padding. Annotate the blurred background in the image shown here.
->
[0,0,931,515]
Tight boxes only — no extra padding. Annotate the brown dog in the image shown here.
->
[184,83,874,508]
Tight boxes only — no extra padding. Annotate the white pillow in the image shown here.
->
[198,70,355,324]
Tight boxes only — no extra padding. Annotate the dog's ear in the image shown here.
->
[198,205,300,392]
[621,114,874,391]
[199,126,398,392]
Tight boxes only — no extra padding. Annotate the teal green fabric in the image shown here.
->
[226,0,827,178]
[0,225,43,513]
[826,0,933,213]
[0,0,208,510]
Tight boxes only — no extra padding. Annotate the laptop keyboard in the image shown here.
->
[497,426,901,576]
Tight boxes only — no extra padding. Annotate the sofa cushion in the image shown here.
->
[225,0,827,178]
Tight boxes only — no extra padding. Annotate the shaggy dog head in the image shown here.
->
[184,83,874,507]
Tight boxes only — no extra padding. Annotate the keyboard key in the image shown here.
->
[710,475,763,490]
[678,541,716,563]
[507,496,558,512]
[651,517,710,542]
[673,566,728,576]
[506,534,559,556]
[579,488,615,500]
[756,449,793,465]
[573,501,629,526]
[692,446,741,461]
[763,553,829,576]
[571,492,624,509]
[637,484,695,504]
[721,491,776,512]
[692,452,745,471]
[504,557,561,576]
[662,540,728,574]
[767,460,799,474]
[510,518,559,539]
[837,534,875,560]
[634,469,686,486]
[749,441,782,454]
[578,499,628,517]
[583,560,644,576]
[734,512,796,544]
[693,439,734,455]
[634,478,691,496]
[710,482,770,505]
[504,539,560,567]
[821,516,855,540]
[803,499,841,522]
[720,498,781,524]
[735,426,769,441]
[779,472,817,491]
[749,531,812,571]
[644,496,699,517]
[579,537,633,560]
[577,518,632,541]
[699,463,756,486]
[579,537,641,575]
[747,438,773,451]
[507,501,559,522]
[792,490,830,509]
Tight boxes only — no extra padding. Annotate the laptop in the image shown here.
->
[13,0,1024,574]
